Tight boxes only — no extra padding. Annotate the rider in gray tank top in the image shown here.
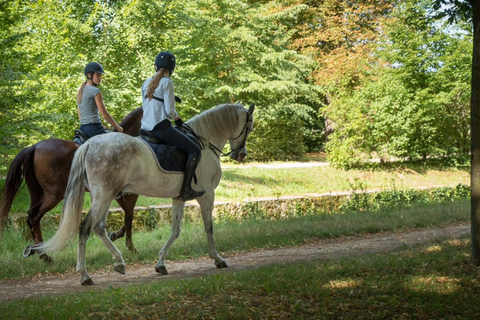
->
[78,86,102,125]
[76,62,123,138]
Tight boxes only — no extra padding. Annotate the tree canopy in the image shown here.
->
[0,0,474,169]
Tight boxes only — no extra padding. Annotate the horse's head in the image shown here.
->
[229,103,255,163]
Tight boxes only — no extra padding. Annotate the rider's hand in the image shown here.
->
[175,118,184,127]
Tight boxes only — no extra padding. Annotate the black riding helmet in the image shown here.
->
[84,62,105,86]
[155,52,176,75]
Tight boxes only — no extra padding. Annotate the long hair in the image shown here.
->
[76,80,88,105]
[146,68,167,100]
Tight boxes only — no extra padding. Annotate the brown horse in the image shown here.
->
[0,107,143,262]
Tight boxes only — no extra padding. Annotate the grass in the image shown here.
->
[0,199,470,280]
[0,160,470,214]
[1,229,477,319]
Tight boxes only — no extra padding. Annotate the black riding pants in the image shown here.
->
[150,119,201,157]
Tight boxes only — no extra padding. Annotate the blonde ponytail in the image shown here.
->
[76,80,88,105]
[147,68,167,100]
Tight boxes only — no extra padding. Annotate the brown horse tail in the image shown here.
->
[0,146,36,236]
[33,144,89,254]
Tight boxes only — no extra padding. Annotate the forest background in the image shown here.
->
[0,0,473,170]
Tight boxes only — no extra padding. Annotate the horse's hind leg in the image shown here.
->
[198,196,228,269]
[93,211,126,275]
[77,209,96,285]
[76,200,119,285]
[26,193,61,263]
[155,200,185,275]
[111,194,138,253]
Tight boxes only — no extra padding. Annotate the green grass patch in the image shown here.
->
[0,199,470,281]
[1,233,477,319]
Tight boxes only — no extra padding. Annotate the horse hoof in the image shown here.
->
[39,253,54,264]
[109,232,117,242]
[115,265,126,275]
[155,265,168,275]
[216,260,229,269]
[81,278,94,286]
[23,245,35,258]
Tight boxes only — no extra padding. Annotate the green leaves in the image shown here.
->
[325,0,472,168]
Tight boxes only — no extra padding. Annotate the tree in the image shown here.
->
[0,0,323,164]
[322,0,472,168]
[433,0,477,265]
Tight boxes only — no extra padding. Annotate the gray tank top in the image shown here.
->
[78,86,102,125]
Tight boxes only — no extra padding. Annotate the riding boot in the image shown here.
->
[175,155,205,201]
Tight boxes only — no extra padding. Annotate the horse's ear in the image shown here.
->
[248,103,255,115]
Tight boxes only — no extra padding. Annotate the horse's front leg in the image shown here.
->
[198,195,228,269]
[112,194,138,254]
[154,199,185,275]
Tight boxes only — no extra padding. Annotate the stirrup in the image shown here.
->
[174,187,205,201]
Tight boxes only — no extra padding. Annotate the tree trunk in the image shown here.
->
[471,1,480,266]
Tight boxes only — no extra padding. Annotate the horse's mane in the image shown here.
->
[188,103,244,139]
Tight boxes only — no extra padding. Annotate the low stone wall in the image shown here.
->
[9,185,466,232]
[9,191,357,232]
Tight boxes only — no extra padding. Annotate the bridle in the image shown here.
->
[227,109,252,156]
[182,109,252,159]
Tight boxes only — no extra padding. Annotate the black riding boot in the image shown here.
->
[176,155,205,201]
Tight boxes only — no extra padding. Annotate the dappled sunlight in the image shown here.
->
[324,278,361,290]
[406,275,461,294]
[424,244,443,254]
[445,239,469,248]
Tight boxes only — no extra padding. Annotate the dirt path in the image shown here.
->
[0,224,470,302]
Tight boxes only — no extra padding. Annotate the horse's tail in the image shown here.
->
[34,144,90,254]
[0,146,36,236]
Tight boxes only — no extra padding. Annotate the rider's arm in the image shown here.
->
[95,93,124,132]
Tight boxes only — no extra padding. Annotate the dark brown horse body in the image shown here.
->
[0,107,143,261]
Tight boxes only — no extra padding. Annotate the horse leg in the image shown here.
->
[154,199,185,275]
[77,210,95,286]
[198,196,228,268]
[76,200,113,285]
[93,213,126,275]
[110,196,126,241]
[111,194,138,253]
[26,194,61,264]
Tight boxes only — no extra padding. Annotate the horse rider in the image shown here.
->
[76,62,123,139]
[140,51,205,201]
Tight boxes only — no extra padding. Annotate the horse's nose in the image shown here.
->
[236,150,246,163]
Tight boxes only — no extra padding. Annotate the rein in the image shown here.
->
[181,123,225,158]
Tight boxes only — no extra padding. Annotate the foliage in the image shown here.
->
[0,0,474,167]
[325,0,472,169]
[291,0,394,94]
[0,0,322,168]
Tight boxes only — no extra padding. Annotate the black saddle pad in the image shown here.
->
[145,142,187,172]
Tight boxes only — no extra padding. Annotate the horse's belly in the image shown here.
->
[120,155,184,198]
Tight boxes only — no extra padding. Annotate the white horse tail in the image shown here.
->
[34,143,90,254]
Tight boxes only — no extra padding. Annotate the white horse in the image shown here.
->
[31,103,255,285]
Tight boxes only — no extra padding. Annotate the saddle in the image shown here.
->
[139,127,202,173]
[73,130,89,145]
